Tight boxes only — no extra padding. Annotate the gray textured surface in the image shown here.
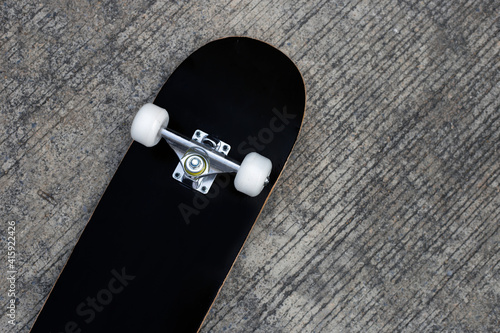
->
[1,0,499,332]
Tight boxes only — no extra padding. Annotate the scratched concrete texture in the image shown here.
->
[1,0,499,332]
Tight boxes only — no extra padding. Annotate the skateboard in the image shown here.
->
[30,37,305,332]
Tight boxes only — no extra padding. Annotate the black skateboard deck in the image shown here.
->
[30,37,305,333]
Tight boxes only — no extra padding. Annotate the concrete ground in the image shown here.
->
[1,0,499,332]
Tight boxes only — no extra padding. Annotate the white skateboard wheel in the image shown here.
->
[130,103,169,147]
[234,152,272,197]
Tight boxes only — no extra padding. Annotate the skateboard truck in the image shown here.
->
[165,129,238,194]
[131,104,272,197]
